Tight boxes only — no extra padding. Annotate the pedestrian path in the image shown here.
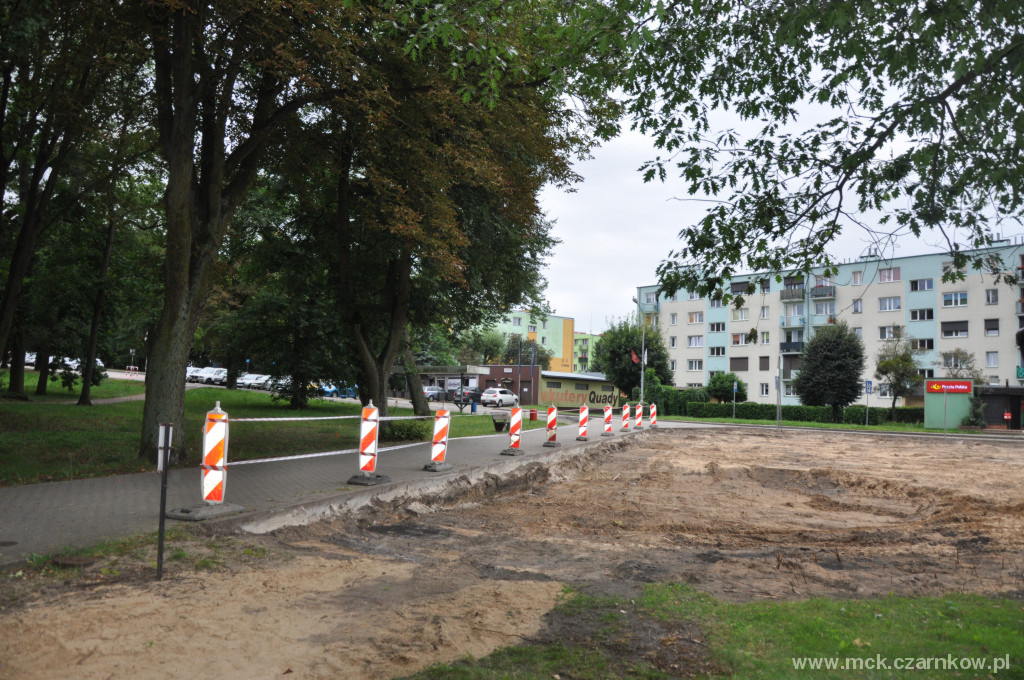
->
[0,417,700,568]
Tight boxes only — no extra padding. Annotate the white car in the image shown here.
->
[480,387,518,407]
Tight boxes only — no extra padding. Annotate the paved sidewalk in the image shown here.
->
[0,416,704,568]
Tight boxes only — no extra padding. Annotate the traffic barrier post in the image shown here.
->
[576,404,588,441]
[543,405,561,447]
[202,403,228,504]
[501,407,524,456]
[601,404,614,436]
[425,409,452,471]
[347,402,391,486]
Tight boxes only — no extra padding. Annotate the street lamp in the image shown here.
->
[631,296,646,404]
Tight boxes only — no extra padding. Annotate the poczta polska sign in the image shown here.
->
[925,380,972,394]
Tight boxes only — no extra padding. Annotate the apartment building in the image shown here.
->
[638,243,1024,406]
[572,332,602,373]
[490,310,575,372]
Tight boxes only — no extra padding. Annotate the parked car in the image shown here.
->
[480,387,518,407]
[423,386,446,401]
[237,372,266,388]
[450,387,484,403]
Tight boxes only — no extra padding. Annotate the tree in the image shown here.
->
[501,335,554,369]
[590,318,671,399]
[791,322,866,422]
[937,348,985,385]
[619,2,1024,301]
[874,327,924,420]
[707,372,747,404]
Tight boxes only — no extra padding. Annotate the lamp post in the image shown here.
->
[631,296,646,404]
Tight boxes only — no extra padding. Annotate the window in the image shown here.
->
[670,336,678,348]
[940,321,969,338]
[731,308,749,321]
[760,383,770,396]
[853,299,863,314]
[709,322,726,332]
[879,296,901,312]
[879,326,896,340]
[815,301,836,315]
[853,327,862,339]
[670,360,677,371]
[513,317,522,326]
[910,338,935,350]
[710,298,723,308]
[879,267,900,282]
[760,306,770,319]
[986,351,999,368]
[688,311,704,324]
[687,359,703,371]
[761,331,771,344]
[918,369,935,378]
[910,308,934,321]
[910,278,934,291]
[942,291,968,307]
[760,356,770,370]
[731,333,749,346]
[528,324,537,332]
[985,319,999,336]
[688,290,700,300]
[670,313,678,325]
[730,356,749,371]
[687,335,703,348]
[852,271,863,285]
[709,346,726,356]
[986,289,999,305]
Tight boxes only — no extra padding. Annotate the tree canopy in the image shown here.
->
[590,318,671,399]
[622,1,1024,300]
[791,322,866,422]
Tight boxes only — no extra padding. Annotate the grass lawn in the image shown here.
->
[0,377,546,485]
[405,584,1024,679]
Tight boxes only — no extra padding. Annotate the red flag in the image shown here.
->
[631,349,640,364]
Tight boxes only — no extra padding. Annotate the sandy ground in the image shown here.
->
[2,427,1023,679]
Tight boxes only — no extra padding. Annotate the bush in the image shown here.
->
[380,418,431,443]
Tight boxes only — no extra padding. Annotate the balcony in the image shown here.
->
[810,314,837,326]
[779,315,805,328]
[810,285,836,298]
[780,341,804,353]
[780,289,805,301]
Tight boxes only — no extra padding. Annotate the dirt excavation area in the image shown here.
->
[3,427,1024,679]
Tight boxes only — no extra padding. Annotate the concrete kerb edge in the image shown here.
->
[203,429,655,536]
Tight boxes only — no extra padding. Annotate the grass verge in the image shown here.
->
[404,584,1024,679]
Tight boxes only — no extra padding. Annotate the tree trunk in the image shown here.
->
[78,214,116,406]
[403,335,430,417]
[34,345,50,395]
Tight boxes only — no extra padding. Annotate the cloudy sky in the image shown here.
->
[537,128,1024,335]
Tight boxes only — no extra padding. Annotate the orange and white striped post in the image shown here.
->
[202,403,228,504]
[543,405,561,448]
[347,402,390,485]
[650,403,658,428]
[577,404,589,441]
[425,409,452,471]
[622,403,631,431]
[501,407,523,456]
[635,403,644,430]
[601,404,614,436]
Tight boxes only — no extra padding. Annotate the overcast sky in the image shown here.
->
[537,128,1024,335]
